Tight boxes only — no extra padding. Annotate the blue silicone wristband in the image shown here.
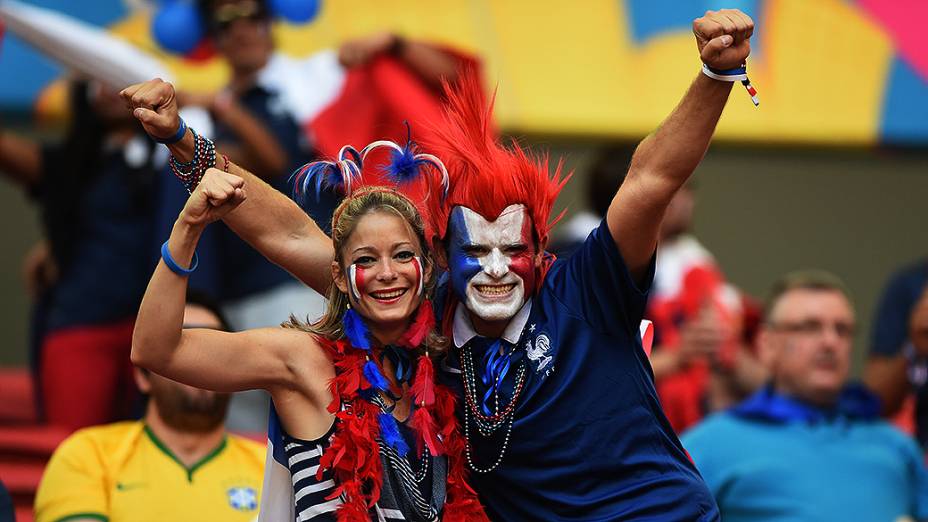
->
[161,240,198,276]
[154,118,188,145]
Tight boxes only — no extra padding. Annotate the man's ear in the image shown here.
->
[133,367,152,394]
[756,326,776,370]
[332,261,348,294]
[433,237,449,270]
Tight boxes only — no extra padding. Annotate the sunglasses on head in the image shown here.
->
[210,1,269,32]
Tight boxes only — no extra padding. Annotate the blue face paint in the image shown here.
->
[447,207,483,302]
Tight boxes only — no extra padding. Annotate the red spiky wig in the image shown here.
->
[421,69,571,250]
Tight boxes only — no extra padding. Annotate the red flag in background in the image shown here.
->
[310,49,480,158]
[311,56,441,159]
[304,49,481,204]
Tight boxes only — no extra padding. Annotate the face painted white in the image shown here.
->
[460,204,530,322]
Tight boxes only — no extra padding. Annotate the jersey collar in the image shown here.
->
[143,424,228,482]
[452,299,533,348]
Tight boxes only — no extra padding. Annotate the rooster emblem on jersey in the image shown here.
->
[526,333,553,372]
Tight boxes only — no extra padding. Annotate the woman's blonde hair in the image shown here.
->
[285,187,446,354]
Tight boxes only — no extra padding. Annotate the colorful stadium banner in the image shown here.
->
[1,0,926,145]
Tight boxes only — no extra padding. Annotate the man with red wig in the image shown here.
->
[123,8,754,519]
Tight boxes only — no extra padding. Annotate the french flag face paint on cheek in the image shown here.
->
[347,263,365,303]
[412,256,425,297]
[447,208,484,301]
[507,211,537,292]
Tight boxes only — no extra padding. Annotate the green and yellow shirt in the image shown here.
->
[35,421,264,522]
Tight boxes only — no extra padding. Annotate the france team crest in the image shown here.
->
[525,332,553,372]
[227,486,258,511]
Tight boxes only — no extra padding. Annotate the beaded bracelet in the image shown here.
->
[169,128,216,193]
[701,63,759,107]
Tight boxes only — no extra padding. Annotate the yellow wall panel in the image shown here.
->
[36,0,905,143]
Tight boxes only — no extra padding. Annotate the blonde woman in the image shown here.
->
[127,85,485,519]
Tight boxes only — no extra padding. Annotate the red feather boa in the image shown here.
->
[317,313,488,521]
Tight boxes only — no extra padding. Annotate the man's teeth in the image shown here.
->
[476,284,516,295]
[371,289,406,299]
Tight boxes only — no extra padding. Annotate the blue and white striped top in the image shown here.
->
[282,421,446,522]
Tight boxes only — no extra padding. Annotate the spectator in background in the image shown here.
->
[549,144,634,258]
[34,293,265,522]
[865,259,928,446]
[552,145,765,433]
[0,81,161,429]
[646,181,765,432]
[683,270,928,522]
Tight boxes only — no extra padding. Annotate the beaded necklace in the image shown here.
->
[460,342,527,473]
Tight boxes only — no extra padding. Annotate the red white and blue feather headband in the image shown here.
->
[292,128,450,206]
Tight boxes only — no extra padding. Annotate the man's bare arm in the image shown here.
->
[121,79,334,293]
[608,9,753,283]
[222,159,335,293]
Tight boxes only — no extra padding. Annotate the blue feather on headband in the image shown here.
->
[383,144,430,186]
[292,161,339,204]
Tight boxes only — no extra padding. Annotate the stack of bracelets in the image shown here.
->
[169,127,217,193]
[701,62,759,107]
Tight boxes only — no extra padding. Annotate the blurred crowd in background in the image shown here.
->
[0,0,927,521]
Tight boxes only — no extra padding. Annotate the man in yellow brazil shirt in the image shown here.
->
[34,292,265,522]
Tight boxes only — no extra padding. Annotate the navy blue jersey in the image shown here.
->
[37,141,158,331]
[870,260,928,448]
[871,260,928,357]
[442,220,719,521]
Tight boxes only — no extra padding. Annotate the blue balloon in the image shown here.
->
[152,1,204,55]
[270,0,321,24]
